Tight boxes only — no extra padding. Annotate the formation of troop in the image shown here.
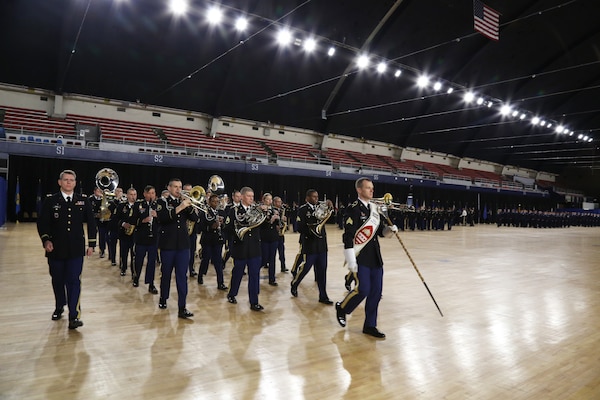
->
[38,168,402,337]
[496,209,600,228]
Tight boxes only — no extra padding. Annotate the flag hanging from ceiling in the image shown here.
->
[473,0,500,41]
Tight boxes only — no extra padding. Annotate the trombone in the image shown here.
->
[371,193,414,212]
[181,185,207,212]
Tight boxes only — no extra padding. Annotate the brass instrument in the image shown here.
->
[309,201,333,238]
[207,175,225,195]
[278,205,288,236]
[234,204,267,240]
[371,193,414,213]
[95,168,119,221]
[181,185,207,212]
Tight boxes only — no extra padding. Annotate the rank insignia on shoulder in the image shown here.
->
[351,201,358,207]
[346,217,353,225]
[156,204,162,211]
[225,216,230,224]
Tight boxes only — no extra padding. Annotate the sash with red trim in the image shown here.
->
[352,202,380,257]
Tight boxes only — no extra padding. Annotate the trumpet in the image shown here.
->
[181,185,207,212]
[371,193,414,212]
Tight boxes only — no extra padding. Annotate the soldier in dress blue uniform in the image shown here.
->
[223,186,266,311]
[273,196,288,272]
[130,185,159,294]
[221,190,241,268]
[106,187,124,266]
[37,169,96,330]
[260,193,281,286]
[183,183,199,278]
[198,194,227,290]
[290,189,333,305]
[89,187,108,258]
[156,178,195,319]
[116,188,137,277]
[335,177,398,339]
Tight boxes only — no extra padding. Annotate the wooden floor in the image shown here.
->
[1,222,599,399]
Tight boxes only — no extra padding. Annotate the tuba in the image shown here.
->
[234,204,267,240]
[95,168,118,222]
[207,175,225,195]
[309,201,333,238]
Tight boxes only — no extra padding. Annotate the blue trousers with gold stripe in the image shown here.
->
[48,257,84,320]
[228,256,261,305]
[340,265,383,328]
[291,252,329,301]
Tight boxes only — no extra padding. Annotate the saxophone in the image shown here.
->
[278,205,288,236]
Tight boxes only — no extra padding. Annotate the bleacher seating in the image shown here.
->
[2,105,76,136]
[262,139,315,161]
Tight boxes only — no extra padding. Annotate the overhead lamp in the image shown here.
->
[416,75,429,88]
[376,62,387,73]
[511,110,519,117]
[235,17,248,31]
[555,125,564,134]
[394,69,402,78]
[578,134,583,139]
[433,82,442,91]
[206,6,223,24]
[540,120,546,127]
[519,113,526,120]
[500,105,511,115]
[463,91,475,103]
[563,129,570,134]
[277,29,292,46]
[546,123,552,129]
[303,38,317,52]
[589,138,593,142]
[356,55,369,69]
[569,132,574,136]
[531,117,540,125]
[169,0,188,15]
[327,46,335,56]
[487,101,493,108]
[583,135,589,141]
[446,87,454,94]
[476,97,484,105]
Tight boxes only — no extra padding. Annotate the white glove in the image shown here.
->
[383,224,398,237]
[344,248,358,273]
[390,224,398,233]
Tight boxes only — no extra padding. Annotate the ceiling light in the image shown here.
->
[356,55,369,69]
[169,0,188,15]
[416,75,429,88]
[277,29,292,46]
[519,113,526,120]
[588,138,593,142]
[327,46,335,56]
[235,17,248,31]
[583,135,589,141]
[464,92,475,103]
[511,110,519,117]
[500,105,511,115]
[546,123,552,129]
[303,38,316,52]
[540,120,546,127]
[476,97,484,105]
[206,7,222,24]
[487,101,493,108]
[569,132,574,136]
[578,134,583,139]
[563,129,570,134]
[446,87,454,94]
[433,82,442,91]
[531,117,540,125]
[394,69,402,78]
[376,62,387,73]
[555,125,564,133]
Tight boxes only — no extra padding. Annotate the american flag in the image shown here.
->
[473,0,500,41]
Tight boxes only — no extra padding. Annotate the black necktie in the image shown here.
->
[66,196,71,203]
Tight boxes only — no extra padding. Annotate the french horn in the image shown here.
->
[309,201,333,238]
[234,204,266,240]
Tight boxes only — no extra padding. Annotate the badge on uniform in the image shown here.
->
[156,204,162,211]
[76,200,85,206]
[346,217,353,225]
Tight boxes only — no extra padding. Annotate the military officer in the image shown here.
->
[37,169,96,330]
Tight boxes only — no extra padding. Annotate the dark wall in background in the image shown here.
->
[5,155,555,222]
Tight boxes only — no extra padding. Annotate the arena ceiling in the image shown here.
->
[1,0,600,175]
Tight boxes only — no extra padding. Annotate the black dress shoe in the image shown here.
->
[227,296,237,304]
[281,266,289,272]
[197,276,203,284]
[290,284,298,297]
[148,285,158,294]
[217,284,228,291]
[335,302,346,327]
[319,298,334,305]
[362,326,386,338]
[268,281,278,286]
[99,250,105,258]
[132,279,139,287]
[190,271,198,278]
[68,319,83,330]
[178,308,194,319]
[250,304,264,311]
[51,307,64,321]
[158,298,167,309]
[120,270,126,276]
[111,262,117,266]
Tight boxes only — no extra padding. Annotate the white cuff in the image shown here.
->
[344,248,356,265]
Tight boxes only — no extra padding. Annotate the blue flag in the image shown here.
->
[15,177,21,216]
[483,204,488,220]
